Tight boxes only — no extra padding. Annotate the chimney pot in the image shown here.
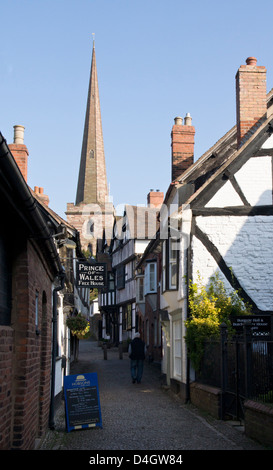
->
[34,186,49,206]
[246,57,257,66]
[184,113,192,126]
[174,116,183,126]
[13,125,25,144]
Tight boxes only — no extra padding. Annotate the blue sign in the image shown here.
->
[64,373,102,432]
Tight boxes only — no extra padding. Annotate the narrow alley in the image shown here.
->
[39,339,266,452]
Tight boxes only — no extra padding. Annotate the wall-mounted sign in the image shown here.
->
[76,261,107,288]
[64,373,102,432]
[232,315,271,336]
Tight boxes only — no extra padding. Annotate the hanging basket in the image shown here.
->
[66,313,91,340]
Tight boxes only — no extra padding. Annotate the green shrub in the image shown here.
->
[185,271,252,371]
[258,390,273,404]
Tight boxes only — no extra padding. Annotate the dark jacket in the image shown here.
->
[129,337,145,360]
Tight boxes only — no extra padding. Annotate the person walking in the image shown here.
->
[128,332,146,384]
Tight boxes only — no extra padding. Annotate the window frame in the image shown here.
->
[162,238,179,292]
[144,260,157,295]
[116,265,125,290]
[136,275,144,303]
[35,290,39,332]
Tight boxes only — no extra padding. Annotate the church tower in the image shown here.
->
[66,40,114,255]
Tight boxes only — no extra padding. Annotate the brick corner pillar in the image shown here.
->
[236,57,267,148]
[171,114,195,181]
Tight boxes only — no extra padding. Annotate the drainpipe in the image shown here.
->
[182,206,193,404]
[49,269,65,430]
[185,244,191,404]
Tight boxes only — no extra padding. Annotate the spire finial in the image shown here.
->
[92,33,95,48]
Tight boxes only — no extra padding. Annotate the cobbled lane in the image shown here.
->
[39,339,266,451]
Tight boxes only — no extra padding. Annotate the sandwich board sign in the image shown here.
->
[64,373,102,432]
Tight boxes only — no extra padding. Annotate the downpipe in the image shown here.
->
[49,270,65,430]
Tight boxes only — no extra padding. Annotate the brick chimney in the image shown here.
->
[34,186,50,206]
[147,189,164,208]
[171,114,195,181]
[236,57,267,148]
[9,125,29,181]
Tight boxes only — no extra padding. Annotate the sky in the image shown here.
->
[1,0,273,219]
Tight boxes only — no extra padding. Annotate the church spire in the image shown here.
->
[75,39,108,205]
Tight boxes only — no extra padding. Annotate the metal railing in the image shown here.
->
[195,323,273,419]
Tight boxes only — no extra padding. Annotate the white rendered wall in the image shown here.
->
[193,215,273,311]
[205,156,272,208]
[205,180,242,207]
[235,157,272,206]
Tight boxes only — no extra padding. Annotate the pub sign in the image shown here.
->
[76,261,107,288]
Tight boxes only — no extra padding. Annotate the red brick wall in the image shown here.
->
[190,382,221,419]
[0,240,53,450]
[244,400,273,448]
[0,326,14,449]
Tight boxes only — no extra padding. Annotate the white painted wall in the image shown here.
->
[194,215,273,311]
[205,156,273,208]
[235,157,272,206]
[205,180,242,207]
